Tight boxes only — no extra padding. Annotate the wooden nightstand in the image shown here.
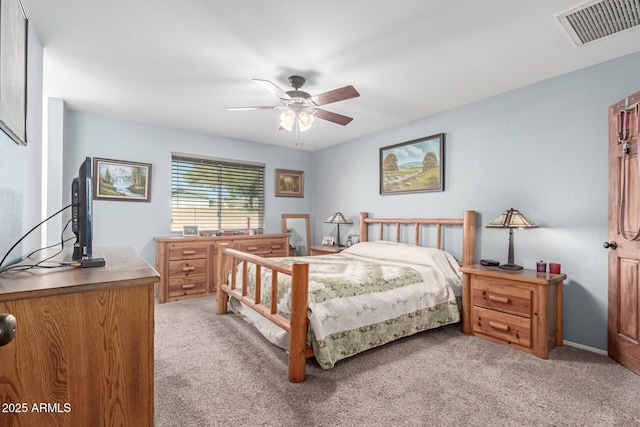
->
[460,265,566,359]
[309,245,347,256]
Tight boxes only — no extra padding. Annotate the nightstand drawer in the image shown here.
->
[168,275,207,297]
[473,306,531,347]
[472,279,532,318]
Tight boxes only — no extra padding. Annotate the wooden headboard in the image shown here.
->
[358,211,477,267]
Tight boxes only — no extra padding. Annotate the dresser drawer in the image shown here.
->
[168,259,206,277]
[168,275,207,297]
[240,241,286,256]
[168,243,207,261]
[473,306,531,348]
[472,278,532,318]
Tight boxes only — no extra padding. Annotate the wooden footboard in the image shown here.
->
[216,243,312,383]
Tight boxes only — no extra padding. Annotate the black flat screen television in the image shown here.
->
[70,157,105,267]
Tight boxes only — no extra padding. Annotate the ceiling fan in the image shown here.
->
[226,76,360,143]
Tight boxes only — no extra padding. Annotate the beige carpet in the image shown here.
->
[154,296,640,426]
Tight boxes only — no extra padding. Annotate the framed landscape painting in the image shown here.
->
[275,168,304,197]
[93,158,152,202]
[379,133,444,195]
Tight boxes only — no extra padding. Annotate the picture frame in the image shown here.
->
[182,225,199,237]
[346,234,360,247]
[275,168,304,198]
[380,133,445,195]
[322,236,334,246]
[93,157,152,202]
[0,0,28,145]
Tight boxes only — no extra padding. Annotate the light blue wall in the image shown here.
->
[312,51,640,350]
[8,6,638,351]
[0,7,43,268]
[62,112,314,264]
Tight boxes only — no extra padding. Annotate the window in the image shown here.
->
[171,154,265,233]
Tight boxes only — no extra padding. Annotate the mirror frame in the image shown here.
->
[282,213,311,256]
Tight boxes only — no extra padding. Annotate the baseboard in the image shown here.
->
[563,340,608,356]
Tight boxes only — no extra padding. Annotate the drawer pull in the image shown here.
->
[182,250,196,255]
[182,266,196,272]
[488,321,510,332]
[488,294,510,304]
[181,284,196,290]
[246,246,258,251]
[271,244,281,249]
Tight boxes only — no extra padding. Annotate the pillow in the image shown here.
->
[341,240,461,278]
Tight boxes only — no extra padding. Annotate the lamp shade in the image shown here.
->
[324,212,352,224]
[486,208,537,229]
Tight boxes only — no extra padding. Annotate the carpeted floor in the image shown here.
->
[154,296,640,426]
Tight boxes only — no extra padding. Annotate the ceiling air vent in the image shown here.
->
[557,0,640,45]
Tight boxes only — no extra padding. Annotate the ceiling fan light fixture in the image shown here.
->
[280,111,295,131]
[280,110,314,132]
[298,111,314,132]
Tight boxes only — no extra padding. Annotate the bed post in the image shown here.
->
[289,261,310,383]
[461,210,476,334]
[360,212,369,242]
[217,243,230,315]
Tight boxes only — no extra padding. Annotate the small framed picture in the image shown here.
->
[183,225,199,236]
[322,236,334,246]
[275,168,304,197]
[346,234,360,247]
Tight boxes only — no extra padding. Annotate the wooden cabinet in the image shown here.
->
[309,245,346,256]
[155,234,289,303]
[460,265,565,359]
[0,246,158,427]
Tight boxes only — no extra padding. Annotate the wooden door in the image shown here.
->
[608,90,640,375]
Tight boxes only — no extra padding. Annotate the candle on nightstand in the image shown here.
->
[549,263,561,274]
[536,261,547,272]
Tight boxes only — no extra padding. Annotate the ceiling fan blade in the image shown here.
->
[314,109,354,126]
[226,106,276,111]
[253,79,292,100]
[310,85,360,106]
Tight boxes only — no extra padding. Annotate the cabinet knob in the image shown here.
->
[0,313,17,346]
[603,241,617,250]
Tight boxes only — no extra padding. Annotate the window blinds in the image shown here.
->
[171,154,265,233]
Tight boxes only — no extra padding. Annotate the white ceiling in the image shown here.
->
[24,0,640,151]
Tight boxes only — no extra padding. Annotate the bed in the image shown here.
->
[216,211,476,382]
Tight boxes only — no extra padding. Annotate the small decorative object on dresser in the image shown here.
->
[182,225,199,236]
[460,264,566,359]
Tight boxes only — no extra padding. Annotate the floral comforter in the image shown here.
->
[228,240,463,369]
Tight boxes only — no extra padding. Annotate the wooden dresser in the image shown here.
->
[155,234,289,303]
[0,246,158,427]
[460,265,566,359]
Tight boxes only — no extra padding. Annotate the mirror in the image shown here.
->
[282,214,311,256]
